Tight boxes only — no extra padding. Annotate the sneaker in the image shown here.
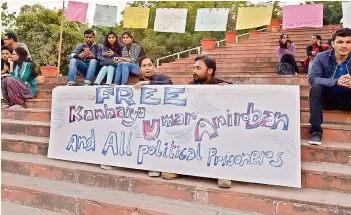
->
[309,132,322,145]
[148,171,161,177]
[66,82,76,86]
[217,179,231,188]
[161,172,179,180]
[100,164,114,170]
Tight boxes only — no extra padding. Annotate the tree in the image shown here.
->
[1,2,16,32]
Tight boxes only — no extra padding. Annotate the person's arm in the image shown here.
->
[70,44,83,59]
[289,43,296,56]
[95,44,103,59]
[129,43,141,64]
[277,47,284,60]
[308,55,338,87]
[17,62,32,82]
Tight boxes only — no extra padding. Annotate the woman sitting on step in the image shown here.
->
[113,31,145,85]
[1,47,37,108]
[276,34,299,74]
[94,31,123,86]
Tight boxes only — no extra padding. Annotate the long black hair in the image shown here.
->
[104,31,119,49]
[14,47,38,77]
[279,34,293,49]
[122,31,146,57]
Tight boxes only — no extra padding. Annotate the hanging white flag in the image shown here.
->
[154,8,188,33]
[195,8,229,32]
[93,4,118,27]
[342,2,351,28]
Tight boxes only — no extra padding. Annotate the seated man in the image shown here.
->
[308,28,351,145]
[133,56,175,179]
[189,55,233,188]
[67,29,103,86]
[1,46,13,75]
[3,32,31,60]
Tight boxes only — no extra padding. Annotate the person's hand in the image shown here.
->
[106,50,114,57]
[114,57,122,63]
[7,58,13,65]
[134,81,150,90]
[3,64,9,72]
[336,74,351,87]
[78,52,86,58]
[1,73,9,77]
[285,50,290,55]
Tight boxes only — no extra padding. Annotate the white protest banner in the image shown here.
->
[93,4,118,27]
[342,2,351,28]
[48,85,301,188]
[195,8,229,31]
[154,8,188,33]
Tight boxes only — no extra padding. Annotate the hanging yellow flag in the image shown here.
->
[123,7,150,29]
[236,6,273,30]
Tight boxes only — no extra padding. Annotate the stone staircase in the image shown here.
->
[2,24,351,215]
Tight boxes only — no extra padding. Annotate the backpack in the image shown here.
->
[276,62,295,75]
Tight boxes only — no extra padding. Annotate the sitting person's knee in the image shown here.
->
[69,58,78,65]
[310,85,323,94]
[89,59,98,64]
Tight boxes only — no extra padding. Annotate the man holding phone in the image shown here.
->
[308,28,351,145]
[67,29,103,86]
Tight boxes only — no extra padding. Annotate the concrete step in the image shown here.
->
[2,155,351,215]
[2,108,50,122]
[25,99,52,109]
[2,151,351,193]
[1,201,65,215]
[1,119,51,137]
[301,140,351,165]
[1,134,49,156]
[36,90,52,99]
[1,172,258,215]
[301,109,351,125]
[300,123,351,143]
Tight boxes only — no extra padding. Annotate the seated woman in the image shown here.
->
[114,31,146,85]
[276,34,299,73]
[94,31,123,86]
[300,35,331,73]
[1,47,37,108]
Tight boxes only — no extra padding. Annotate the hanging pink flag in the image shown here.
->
[66,1,88,22]
[283,4,323,29]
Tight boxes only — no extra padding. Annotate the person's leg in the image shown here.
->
[120,62,142,85]
[114,63,123,84]
[335,90,351,111]
[309,85,335,145]
[84,59,98,85]
[119,62,130,85]
[67,58,88,85]
[1,77,33,106]
[94,66,108,85]
[127,63,142,76]
[281,54,299,73]
[106,65,115,85]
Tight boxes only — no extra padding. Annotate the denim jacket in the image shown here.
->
[309,49,351,87]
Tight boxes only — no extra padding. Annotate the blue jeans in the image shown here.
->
[68,58,98,84]
[114,62,141,85]
[95,65,115,85]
